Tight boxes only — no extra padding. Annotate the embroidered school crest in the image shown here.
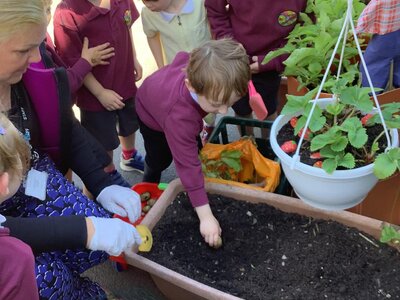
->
[124,10,132,26]
[278,10,297,27]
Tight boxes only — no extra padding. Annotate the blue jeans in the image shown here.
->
[360,29,400,90]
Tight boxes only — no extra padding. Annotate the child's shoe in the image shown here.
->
[108,170,131,187]
[120,151,145,173]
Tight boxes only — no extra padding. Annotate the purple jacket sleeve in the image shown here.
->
[204,0,234,39]
[66,58,91,94]
[164,111,208,208]
[45,35,91,93]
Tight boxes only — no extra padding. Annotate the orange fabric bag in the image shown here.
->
[200,138,281,192]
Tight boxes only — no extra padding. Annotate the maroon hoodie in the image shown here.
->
[136,52,208,208]
[0,227,38,300]
[205,0,307,73]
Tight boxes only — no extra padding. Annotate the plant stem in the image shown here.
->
[372,130,386,149]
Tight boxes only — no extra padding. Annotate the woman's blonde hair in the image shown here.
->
[0,0,46,42]
[186,38,251,105]
[0,113,30,178]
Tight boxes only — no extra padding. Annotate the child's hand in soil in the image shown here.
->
[195,204,222,247]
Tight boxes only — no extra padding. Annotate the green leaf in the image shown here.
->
[383,118,400,129]
[373,151,399,179]
[310,132,332,151]
[281,92,313,115]
[338,153,355,169]
[302,104,326,132]
[380,225,400,243]
[322,158,338,174]
[262,46,292,65]
[298,12,313,25]
[348,127,368,148]
[326,102,345,116]
[340,86,373,112]
[320,146,339,158]
[387,148,400,161]
[340,117,368,148]
[204,171,218,178]
[308,62,322,74]
[382,102,400,112]
[341,117,362,132]
[221,149,242,159]
[221,157,242,172]
[330,136,348,152]
[371,142,379,153]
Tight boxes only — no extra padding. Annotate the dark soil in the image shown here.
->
[142,193,400,299]
[277,122,387,169]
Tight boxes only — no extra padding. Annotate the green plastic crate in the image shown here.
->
[208,116,290,195]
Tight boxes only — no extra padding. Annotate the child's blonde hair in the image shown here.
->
[0,0,46,42]
[0,113,30,178]
[186,38,250,105]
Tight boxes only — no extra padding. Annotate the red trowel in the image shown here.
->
[248,80,268,120]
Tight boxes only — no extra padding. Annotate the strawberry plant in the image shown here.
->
[200,149,243,181]
[278,83,400,179]
[263,0,367,92]
[380,224,400,251]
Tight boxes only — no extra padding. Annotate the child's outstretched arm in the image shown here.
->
[129,28,143,82]
[63,37,115,94]
[195,204,222,247]
[81,37,115,67]
[146,34,165,69]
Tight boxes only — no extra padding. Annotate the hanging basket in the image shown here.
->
[270,0,399,211]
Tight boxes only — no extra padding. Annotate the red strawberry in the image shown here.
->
[313,161,323,168]
[290,117,298,128]
[298,128,312,140]
[280,140,297,153]
[361,114,373,126]
[310,152,322,159]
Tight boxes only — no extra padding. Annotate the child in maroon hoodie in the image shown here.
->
[0,114,38,300]
[136,39,250,247]
[205,0,307,121]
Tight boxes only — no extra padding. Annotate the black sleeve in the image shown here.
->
[69,117,114,197]
[4,215,87,255]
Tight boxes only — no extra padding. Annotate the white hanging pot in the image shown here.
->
[270,98,399,210]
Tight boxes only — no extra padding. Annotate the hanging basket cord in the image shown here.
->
[290,0,393,170]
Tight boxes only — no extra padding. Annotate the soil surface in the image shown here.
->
[142,193,400,299]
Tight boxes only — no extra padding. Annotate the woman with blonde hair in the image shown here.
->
[0,1,142,298]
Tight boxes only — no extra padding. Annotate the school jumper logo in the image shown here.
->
[124,10,132,26]
[278,10,298,27]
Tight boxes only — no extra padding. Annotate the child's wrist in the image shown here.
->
[195,204,213,220]
[85,217,95,248]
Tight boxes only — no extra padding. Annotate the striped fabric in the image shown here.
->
[356,0,400,34]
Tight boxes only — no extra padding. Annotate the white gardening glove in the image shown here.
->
[0,214,6,228]
[97,185,141,223]
[87,216,142,256]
